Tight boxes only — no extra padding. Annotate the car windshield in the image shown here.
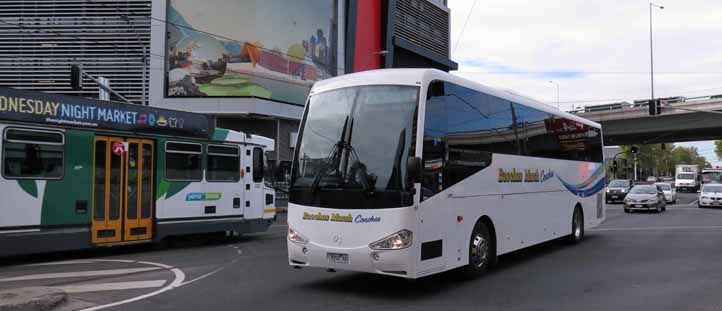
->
[630,186,657,194]
[656,184,671,190]
[703,172,722,183]
[677,173,695,179]
[703,185,722,193]
[290,85,419,209]
[609,180,629,187]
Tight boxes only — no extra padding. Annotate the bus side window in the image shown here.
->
[421,82,447,200]
[252,147,264,183]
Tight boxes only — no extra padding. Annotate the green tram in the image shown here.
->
[0,87,276,256]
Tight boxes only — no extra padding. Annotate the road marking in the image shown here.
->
[57,280,167,293]
[78,260,185,311]
[0,267,160,282]
[178,266,225,287]
[22,260,97,267]
[591,225,722,232]
[689,200,699,206]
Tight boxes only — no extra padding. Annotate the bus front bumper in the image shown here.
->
[288,240,414,278]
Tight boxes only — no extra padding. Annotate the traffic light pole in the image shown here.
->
[634,152,638,181]
[81,71,134,104]
[71,64,134,104]
[611,151,625,180]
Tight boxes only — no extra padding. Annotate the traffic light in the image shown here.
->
[631,146,638,154]
[612,161,618,173]
[648,99,661,115]
[70,64,83,90]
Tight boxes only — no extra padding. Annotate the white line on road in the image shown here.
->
[591,225,722,232]
[178,266,225,287]
[689,200,699,206]
[0,267,161,282]
[57,280,167,293]
[78,260,185,311]
[22,260,98,267]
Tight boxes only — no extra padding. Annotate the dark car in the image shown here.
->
[623,185,667,213]
[605,179,633,204]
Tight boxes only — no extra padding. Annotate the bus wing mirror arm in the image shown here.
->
[407,157,423,184]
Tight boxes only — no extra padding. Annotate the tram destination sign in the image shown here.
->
[0,87,214,139]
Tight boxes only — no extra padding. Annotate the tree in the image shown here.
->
[618,144,708,180]
[715,140,722,161]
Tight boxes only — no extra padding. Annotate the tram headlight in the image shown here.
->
[369,229,413,250]
[288,227,309,244]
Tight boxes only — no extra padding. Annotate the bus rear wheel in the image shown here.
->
[570,207,584,243]
[462,222,494,278]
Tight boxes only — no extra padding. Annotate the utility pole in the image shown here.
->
[649,3,664,103]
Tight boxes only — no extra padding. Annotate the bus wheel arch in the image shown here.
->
[461,216,497,278]
[570,203,584,243]
[478,216,498,267]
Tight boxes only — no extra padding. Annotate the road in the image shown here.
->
[2,192,722,310]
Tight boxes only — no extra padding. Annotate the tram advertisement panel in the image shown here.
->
[0,87,213,138]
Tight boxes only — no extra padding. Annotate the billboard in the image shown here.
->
[165,0,340,105]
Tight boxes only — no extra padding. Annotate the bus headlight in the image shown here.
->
[369,230,413,250]
[288,227,309,244]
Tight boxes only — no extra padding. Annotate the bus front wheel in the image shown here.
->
[462,222,494,278]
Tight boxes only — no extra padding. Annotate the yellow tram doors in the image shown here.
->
[91,136,154,244]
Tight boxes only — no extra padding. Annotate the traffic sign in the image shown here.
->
[112,142,128,156]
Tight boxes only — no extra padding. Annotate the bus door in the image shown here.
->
[92,136,154,244]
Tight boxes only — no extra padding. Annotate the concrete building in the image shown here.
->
[1,0,457,179]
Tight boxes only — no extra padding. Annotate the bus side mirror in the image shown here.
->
[407,157,422,183]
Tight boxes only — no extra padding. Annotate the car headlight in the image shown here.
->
[606,189,610,193]
[369,229,413,250]
[702,196,709,200]
[621,189,627,193]
[288,227,309,244]
[648,198,658,203]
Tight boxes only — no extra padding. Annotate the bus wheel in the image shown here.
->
[570,207,584,243]
[462,222,493,278]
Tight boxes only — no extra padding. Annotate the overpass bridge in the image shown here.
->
[571,96,722,145]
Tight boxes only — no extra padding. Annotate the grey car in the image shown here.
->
[623,185,667,213]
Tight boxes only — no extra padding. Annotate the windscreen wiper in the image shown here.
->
[310,116,350,195]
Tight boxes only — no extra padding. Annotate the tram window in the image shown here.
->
[207,144,240,182]
[2,128,64,179]
[165,141,202,181]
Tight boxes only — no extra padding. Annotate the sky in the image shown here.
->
[448,0,722,165]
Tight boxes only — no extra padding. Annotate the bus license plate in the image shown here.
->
[327,253,349,264]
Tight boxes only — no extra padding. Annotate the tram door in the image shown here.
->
[92,136,154,244]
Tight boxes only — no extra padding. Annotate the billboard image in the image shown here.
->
[165,0,339,104]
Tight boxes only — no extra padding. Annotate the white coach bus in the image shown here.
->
[287,69,605,279]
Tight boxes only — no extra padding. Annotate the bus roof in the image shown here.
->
[311,68,601,129]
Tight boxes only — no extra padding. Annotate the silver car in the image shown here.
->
[655,182,677,204]
[623,185,667,213]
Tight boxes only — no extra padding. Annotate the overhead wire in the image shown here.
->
[452,0,478,54]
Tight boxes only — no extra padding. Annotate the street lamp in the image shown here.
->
[649,2,664,102]
[548,80,559,110]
